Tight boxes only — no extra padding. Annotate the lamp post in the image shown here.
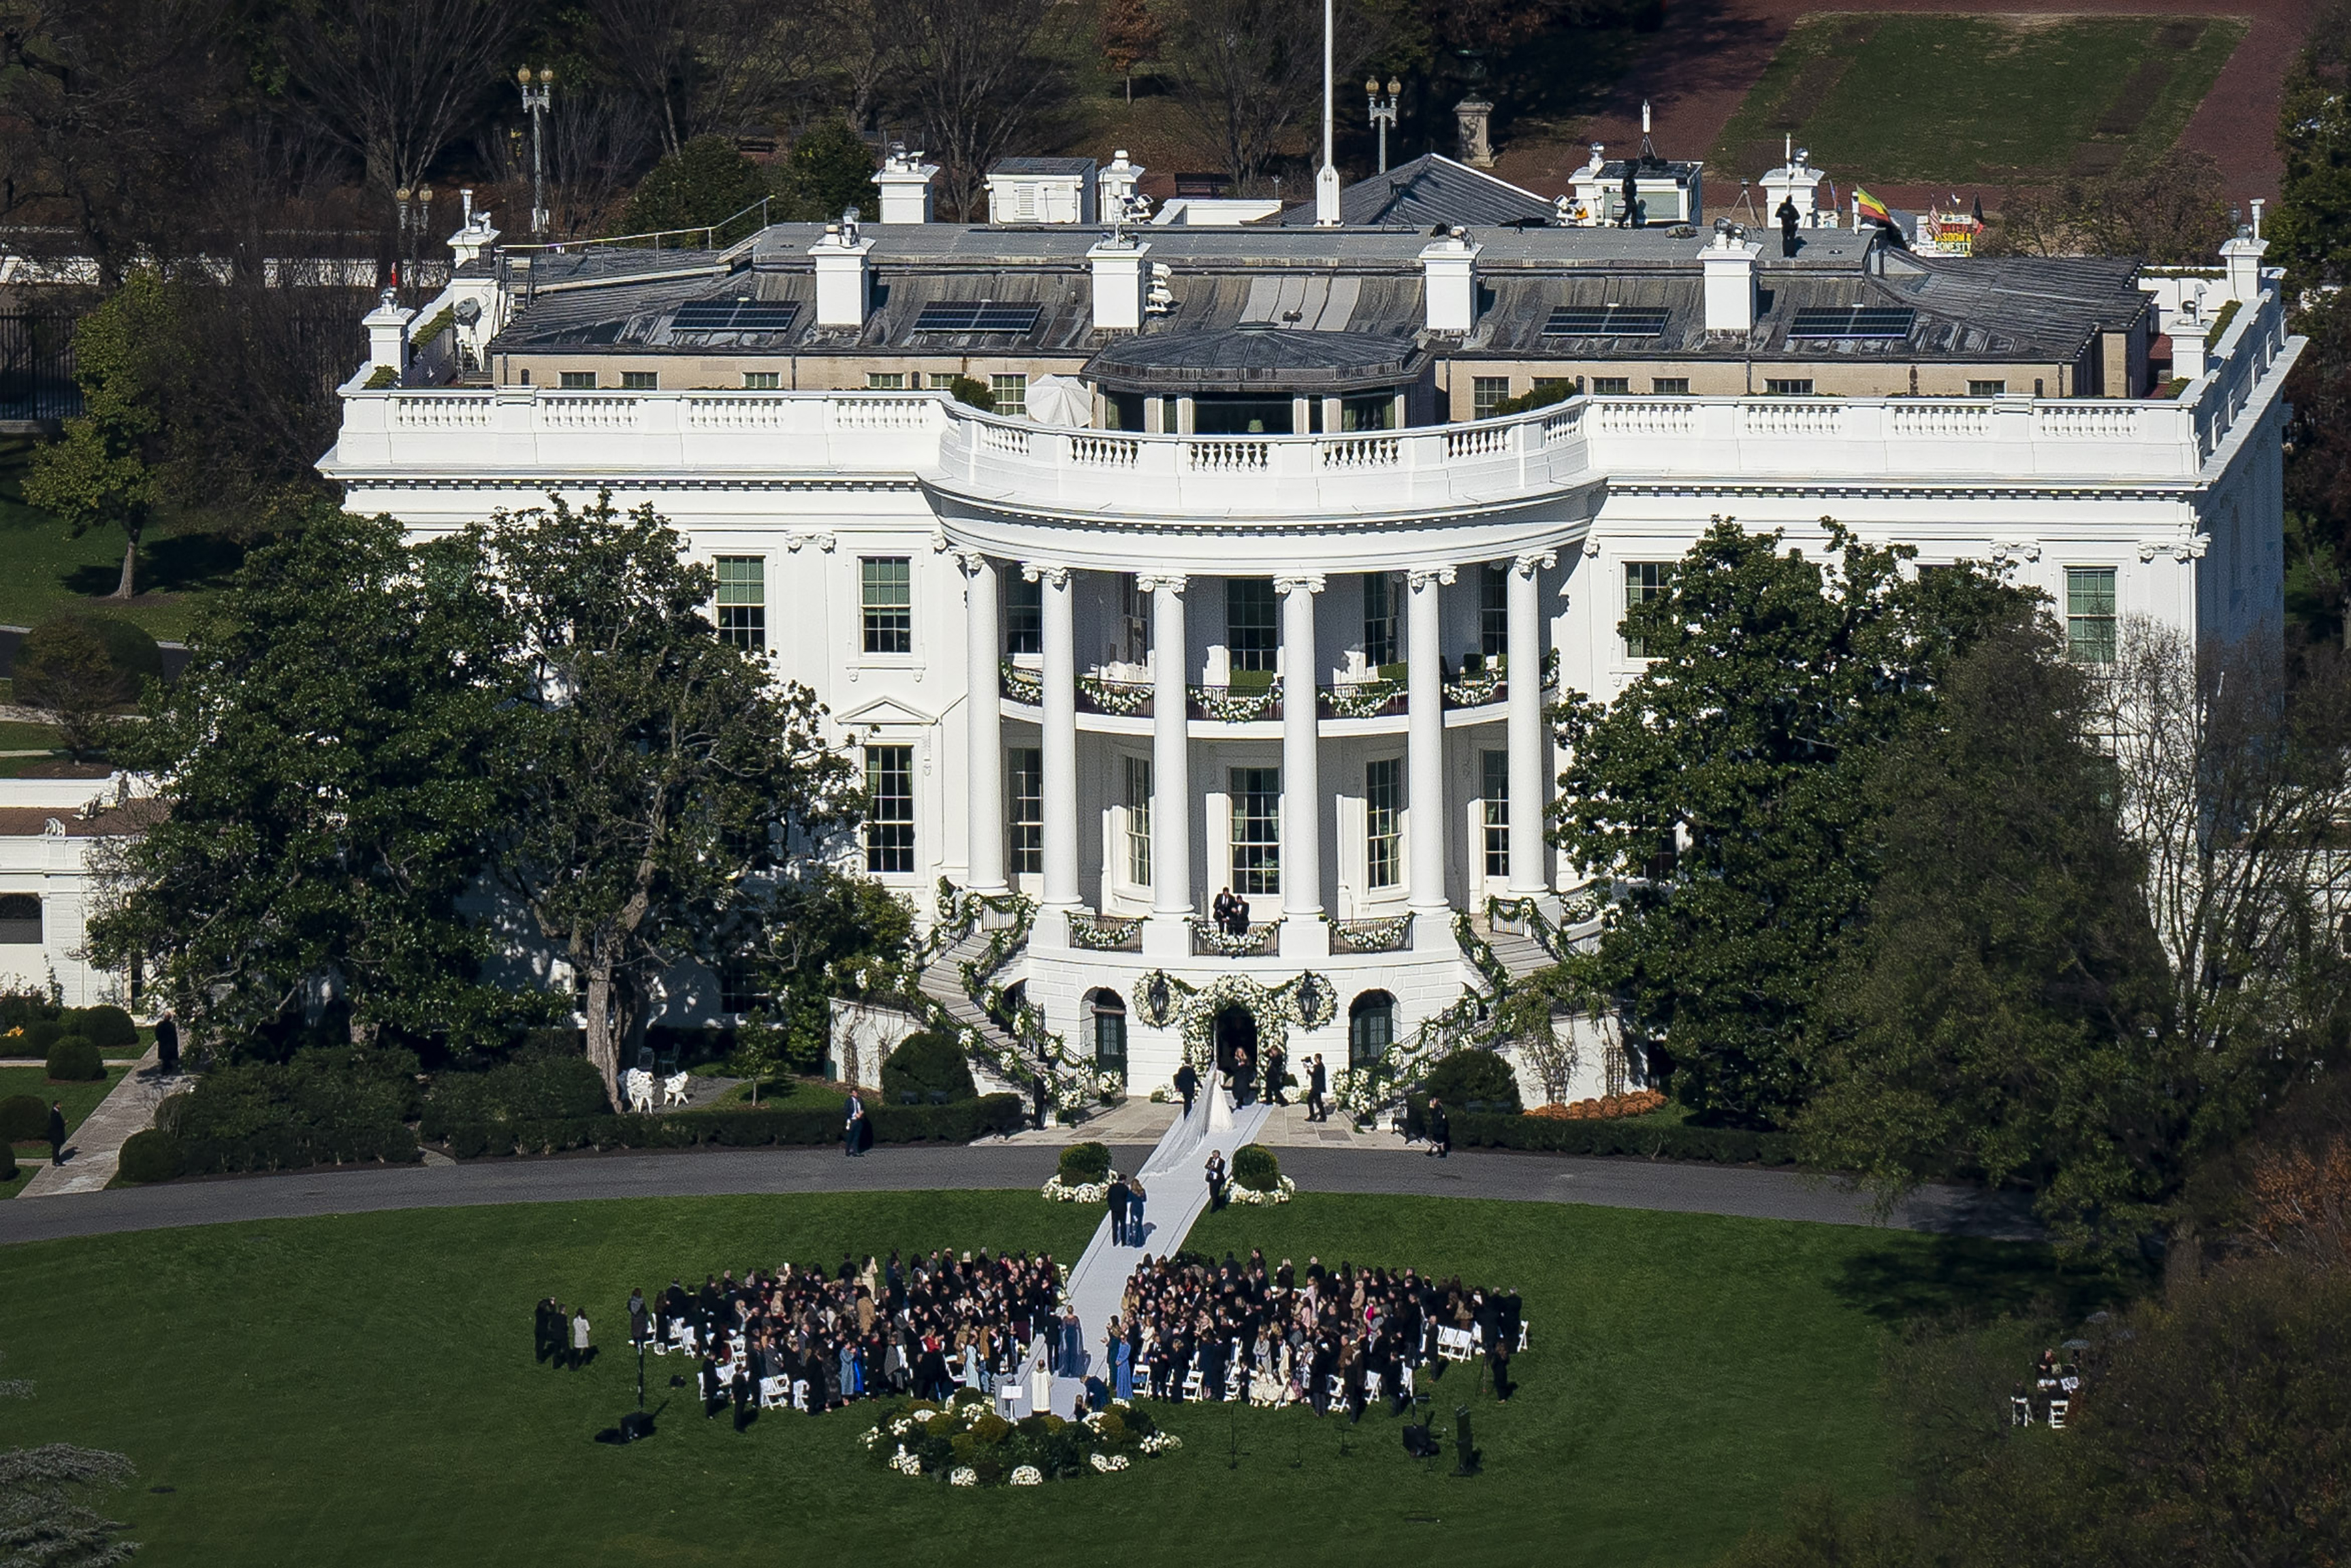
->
[394,184,433,301]
[1367,78,1400,174]
[516,65,554,237]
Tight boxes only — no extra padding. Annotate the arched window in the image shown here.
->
[0,893,40,944]
[1090,989,1127,1071]
[1349,990,1395,1068]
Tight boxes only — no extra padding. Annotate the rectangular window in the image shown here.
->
[714,556,766,652]
[1624,561,1670,659]
[1365,758,1401,890]
[1479,564,1509,661]
[861,557,912,654]
[1008,748,1043,874]
[559,371,596,389]
[929,372,961,390]
[1226,579,1278,673]
[863,745,915,874]
[1589,376,1631,396]
[1339,392,1394,431]
[1482,749,1511,878]
[719,965,768,1015]
[1763,377,1815,396]
[1005,571,1042,656]
[1124,756,1153,886]
[743,371,780,389]
[1362,572,1397,669]
[1968,379,2007,396]
[1230,766,1280,897]
[990,374,1028,415]
[620,371,658,390]
[1471,376,1511,420]
[866,372,906,390]
[2065,567,2119,664]
[1652,377,1690,395]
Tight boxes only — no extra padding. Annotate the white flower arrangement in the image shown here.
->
[1041,1174,1115,1203]
[862,1426,883,1449]
[1010,1465,1044,1487]
[1095,1068,1127,1099]
[891,1447,923,1476]
[1226,1174,1298,1205]
[1137,1433,1183,1454]
[1089,1451,1130,1473]
[1193,682,1277,721]
[950,1466,980,1488]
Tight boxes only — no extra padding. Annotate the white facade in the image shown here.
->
[321,234,2297,1100]
[0,775,154,1008]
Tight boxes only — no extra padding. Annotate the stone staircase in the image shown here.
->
[1480,927,1554,981]
[914,929,1025,1097]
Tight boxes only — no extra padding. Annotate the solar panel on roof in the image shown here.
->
[1788,306,1915,338]
[912,300,1043,334]
[670,299,801,334]
[1542,304,1669,337]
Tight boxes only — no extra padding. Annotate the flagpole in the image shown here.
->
[1314,0,1340,225]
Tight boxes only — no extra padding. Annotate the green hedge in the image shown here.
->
[117,1128,184,1185]
[1449,1111,1797,1166]
[1232,1143,1281,1192]
[69,1005,139,1050]
[419,1057,608,1139]
[0,1141,15,1182]
[434,1093,1023,1160]
[1058,1141,1111,1185]
[881,1029,977,1106]
[1419,1048,1522,1115]
[46,1036,104,1081]
[0,1093,44,1141]
[178,1122,421,1176]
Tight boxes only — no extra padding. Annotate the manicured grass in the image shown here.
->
[1,1064,129,1194]
[0,1190,2081,1565]
[0,718,63,754]
[1709,12,2248,186]
[0,438,241,643]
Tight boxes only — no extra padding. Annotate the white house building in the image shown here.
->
[319,155,2297,1108]
[0,775,158,1008]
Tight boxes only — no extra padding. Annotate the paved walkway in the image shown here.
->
[1003,1095,1400,1151]
[18,1048,182,1198]
[0,1132,2038,1247]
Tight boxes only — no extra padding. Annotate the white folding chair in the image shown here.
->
[2009,1396,2032,1427]
[1364,1371,1383,1403]
[1516,1321,1531,1352]
[1324,1374,1346,1411]
[760,1376,786,1408]
[792,1379,810,1411]
[2047,1399,2068,1430]
[1179,1367,1205,1402]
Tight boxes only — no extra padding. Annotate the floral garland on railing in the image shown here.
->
[1077,673,1153,714]
[916,878,1091,1115]
[1000,660,1043,705]
[1067,912,1145,952]
[1443,664,1507,707]
[1189,918,1279,957]
[1325,679,1403,719]
[1132,968,1335,1073]
[1328,911,1413,954]
[1328,915,1509,1119]
[1192,683,1277,722]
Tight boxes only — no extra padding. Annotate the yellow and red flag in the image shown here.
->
[1854,187,1891,226]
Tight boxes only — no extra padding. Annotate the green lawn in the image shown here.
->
[2,1063,129,1194]
[0,1190,2085,1565]
[0,438,242,643]
[1710,12,2248,187]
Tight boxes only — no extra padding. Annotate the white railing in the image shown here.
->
[328,280,2295,513]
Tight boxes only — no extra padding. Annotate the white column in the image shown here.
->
[1507,551,1555,896]
[961,552,1005,893]
[1143,575,1192,919]
[1029,562,1080,914]
[1407,566,1454,917]
[1277,575,1326,927]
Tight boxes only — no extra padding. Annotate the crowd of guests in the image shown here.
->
[575,1250,1085,1421]
[2011,1346,2087,1426]
[1101,1251,1521,1417]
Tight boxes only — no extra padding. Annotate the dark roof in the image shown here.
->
[0,798,167,839]
[1273,153,1555,231]
[989,157,1095,176]
[1086,327,1425,393]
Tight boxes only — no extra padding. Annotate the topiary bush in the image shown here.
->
[46,1035,104,1081]
[1058,1141,1111,1185]
[0,1093,44,1142]
[116,1128,184,1184]
[67,1004,139,1050]
[881,1029,977,1106]
[1232,1142,1281,1192]
[21,1017,63,1054]
[1420,1048,1522,1114]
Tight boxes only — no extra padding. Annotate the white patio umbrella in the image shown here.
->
[1024,374,1093,427]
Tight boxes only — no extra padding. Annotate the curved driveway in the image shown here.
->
[0,1142,2039,1247]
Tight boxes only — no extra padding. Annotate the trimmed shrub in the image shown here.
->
[421,1056,609,1138]
[1448,1110,1797,1166]
[66,1004,138,1050]
[882,1029,977,1106]
[22,1017,63,1053]
[46,1035,104,1081]
[117,1128,184,1184]
[1058,1141,1111,1185]
[1232,1143,1281,1192]
[1419,1048,1522,1114]
[0,1141,14,1182]
[0,1093,46,1141]
[432,1093,1024,1160]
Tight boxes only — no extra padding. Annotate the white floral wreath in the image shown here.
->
[1131,970,1334,1072]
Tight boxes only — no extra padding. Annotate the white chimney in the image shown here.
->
[1419,231,1481,334]
[1701,227,1761,334]
[1089,236,1151,332]
[874,147,940,225]
[448,210,500,269]
[810,226,875,328]
[2220,229,2269,305]
[363,288,413,376]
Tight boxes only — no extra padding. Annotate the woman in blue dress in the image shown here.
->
[1109,1317,1134,1400]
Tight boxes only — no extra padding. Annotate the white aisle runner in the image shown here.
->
[1048,1076,1270,1411]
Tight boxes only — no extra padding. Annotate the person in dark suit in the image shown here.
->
[732,1361,756,1429]
[534,1297,558,1364]
[1108,1174,1132,1246]
[154,1014,180,1074]
[1264,1045,1289,1106]
[1173,1061,1198,1116]
[701,1351,725,1417]
[1307,1054,1328,1122]
[46,1101,66,1165]
[1777,194,1802,257]
[1425,1097,1450,1159]
[843,1090,866,1157]
[1204,1149,1227,1211]
[628,1288,650,1351]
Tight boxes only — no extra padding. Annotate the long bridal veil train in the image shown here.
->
[1140,1066,1228,1177]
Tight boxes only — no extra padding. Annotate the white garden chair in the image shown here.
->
[2047,1399,2069,1430]
[2009,1395,2032,1426]
[662,1072,691,1107]
[1179,1367,1205,1402]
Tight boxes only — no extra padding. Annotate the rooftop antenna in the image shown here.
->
[1314,0,1340,225]
[1640,99,1657,161]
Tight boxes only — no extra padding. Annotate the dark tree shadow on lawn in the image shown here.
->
[1832,1238,2141,1328]
[63,530,245,602]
